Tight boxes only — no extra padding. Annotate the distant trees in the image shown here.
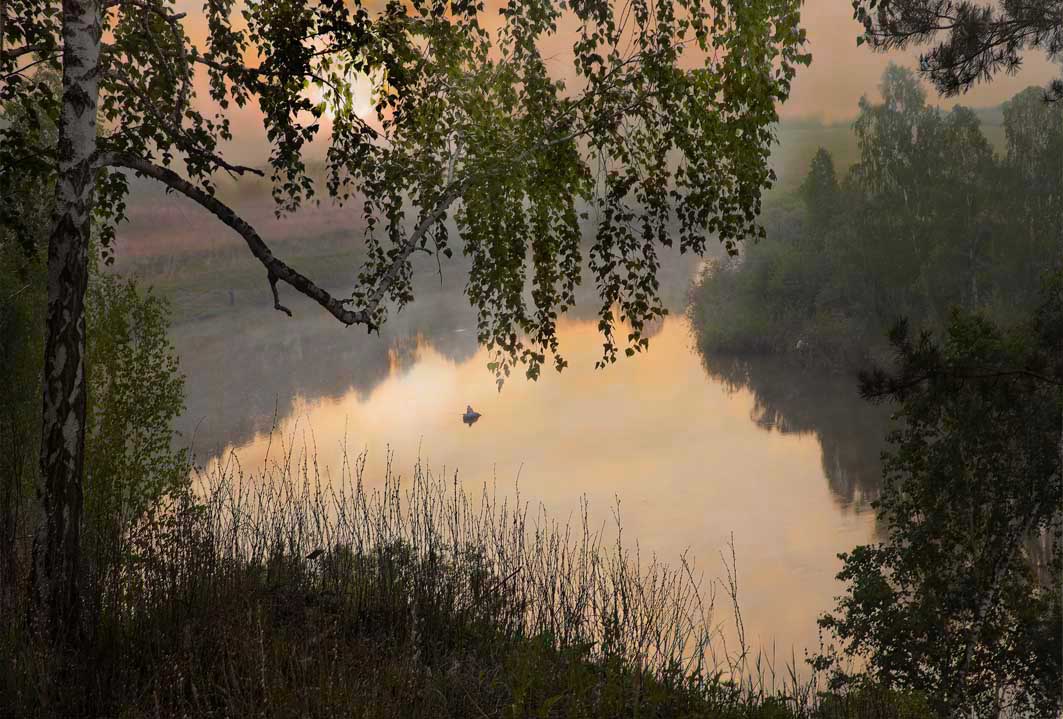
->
[1,0,810,636]
[799,148,840,233]
[851,0,1063,101]
[847,65,1006,324]
[690,65,1063,369]
[1001,86,1063,282]
[815,278,1063,719]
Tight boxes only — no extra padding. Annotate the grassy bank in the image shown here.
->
[0,445,933,718]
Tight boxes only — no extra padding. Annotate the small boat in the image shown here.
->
[462,405,482,426]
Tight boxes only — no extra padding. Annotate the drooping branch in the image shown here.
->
[100,151,371,326]
[362,179,468,312]
[98,151,466,330]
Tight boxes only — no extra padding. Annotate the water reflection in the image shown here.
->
[173,248,699,455]
[697,354,890,512]
[181,313,880,660]
[173,279,483,454]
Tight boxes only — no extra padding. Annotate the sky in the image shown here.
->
[169,0,1060,162]
[790,0,1059,121]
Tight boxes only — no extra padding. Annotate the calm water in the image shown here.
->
[171,266,887,664]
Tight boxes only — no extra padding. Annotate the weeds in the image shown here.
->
[1,438,932,717]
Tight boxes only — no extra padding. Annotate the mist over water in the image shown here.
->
[171,253,886,663]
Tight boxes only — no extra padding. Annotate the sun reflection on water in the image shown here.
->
[204,315,877,665]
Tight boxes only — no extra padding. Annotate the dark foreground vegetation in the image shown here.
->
[814,286,1063,717]
[0,444,942,718]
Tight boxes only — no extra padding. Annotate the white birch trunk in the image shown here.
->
[31,0,101,638]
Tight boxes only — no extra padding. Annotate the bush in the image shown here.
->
[82,276,187,571]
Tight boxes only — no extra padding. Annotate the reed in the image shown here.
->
[0,437,931,718]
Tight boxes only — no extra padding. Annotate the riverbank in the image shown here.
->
[686,200,891,376]
[1,451,931,718]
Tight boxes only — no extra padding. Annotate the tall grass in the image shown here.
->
[1,438,932,718]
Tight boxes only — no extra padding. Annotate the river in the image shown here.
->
[169,258,887,669]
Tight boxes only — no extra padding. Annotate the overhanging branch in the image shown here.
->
[98,151,372,327]
[97,152,468,331]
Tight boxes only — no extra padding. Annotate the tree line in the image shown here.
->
[692,65,1062,370]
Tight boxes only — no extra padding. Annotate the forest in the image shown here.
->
[1,0,1061,717]
[691,65,1062,371]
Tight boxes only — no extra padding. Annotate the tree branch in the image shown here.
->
[98,151,371,327]
[2,54,56,81]
[1,44,52,62]
[97,152,468,331]
[360,178,469,314]
[862,366,1063,401]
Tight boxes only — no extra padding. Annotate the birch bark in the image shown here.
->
[31,0,100,637]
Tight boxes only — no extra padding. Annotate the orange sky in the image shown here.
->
[791,0,1058,121]
[167,0,1059,163]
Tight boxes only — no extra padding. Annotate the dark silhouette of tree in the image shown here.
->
[816,277,1063,719]
[851,0,1063,100]
[0,0,809,637]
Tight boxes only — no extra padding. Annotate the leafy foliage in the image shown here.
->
[814,278,1063,719]
[2,443,935,718]
[690,66,1063,370]
[82,276,187,563]
[3,0,810,381]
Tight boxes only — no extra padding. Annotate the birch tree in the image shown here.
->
[1,0,808,635]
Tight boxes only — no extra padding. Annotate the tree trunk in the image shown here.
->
[30,0,100,639]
